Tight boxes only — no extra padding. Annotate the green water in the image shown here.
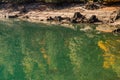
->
[0,20,120,80]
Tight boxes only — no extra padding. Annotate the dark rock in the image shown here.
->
[54,16,64,22]
[61,17,71,23]
[63,17,71,21]
[71,12,86,23]
[22,8,27,13]
[85,3,100,10]
[23,15,29,19]
[25,16,29,19]
[113,29,120,33]
[8,15,18,18]
[46,16,54,21]
[88,15,100,23]
[82,18,88,23]
[115,10,120,20]
[40,19,44,21]
[61,20,70,24]
[109,10,120,23]
[20,6,28,13]
[71,18,78,23]
[73,12,83,19]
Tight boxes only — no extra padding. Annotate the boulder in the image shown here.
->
[46,16,54,21]
[88,15,100,23]
[71,12,86,23]
[73,12,83,19]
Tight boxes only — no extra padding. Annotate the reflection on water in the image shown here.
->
[0,20,120,80]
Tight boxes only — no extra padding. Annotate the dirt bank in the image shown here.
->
[0,3,120,32]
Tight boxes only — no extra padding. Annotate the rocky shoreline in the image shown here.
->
[0,2,120,33]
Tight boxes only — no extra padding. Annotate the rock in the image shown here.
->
[54,16,64,22]
[61,17,71,23]
[47,16,70,22]
[71,18,78,23]
[20,6,28,13]
[73,12,83,19]
[46,16,54,21]
[40,19,44,21]
[5,14,18,18]
[96,24,115,32]
[88,15,100,23]
[61,19,70,24]
[85,2,100,10]
[22,15,29,19]
[108,10,120,23]
[82,18,88,23]
[113,29,120,33]
[63,17,71,21]
[25,16,29,19]
[114,9,120,20]
[71,12,86,23]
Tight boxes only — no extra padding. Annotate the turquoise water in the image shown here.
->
[0,20,120,80]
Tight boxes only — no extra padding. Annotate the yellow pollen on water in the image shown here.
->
[98,41,109,52]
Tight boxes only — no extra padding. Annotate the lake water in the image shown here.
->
[0,20,120,80]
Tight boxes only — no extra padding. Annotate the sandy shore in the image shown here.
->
[0,3,120,32]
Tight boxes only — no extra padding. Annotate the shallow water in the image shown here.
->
[0,20,120,80]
